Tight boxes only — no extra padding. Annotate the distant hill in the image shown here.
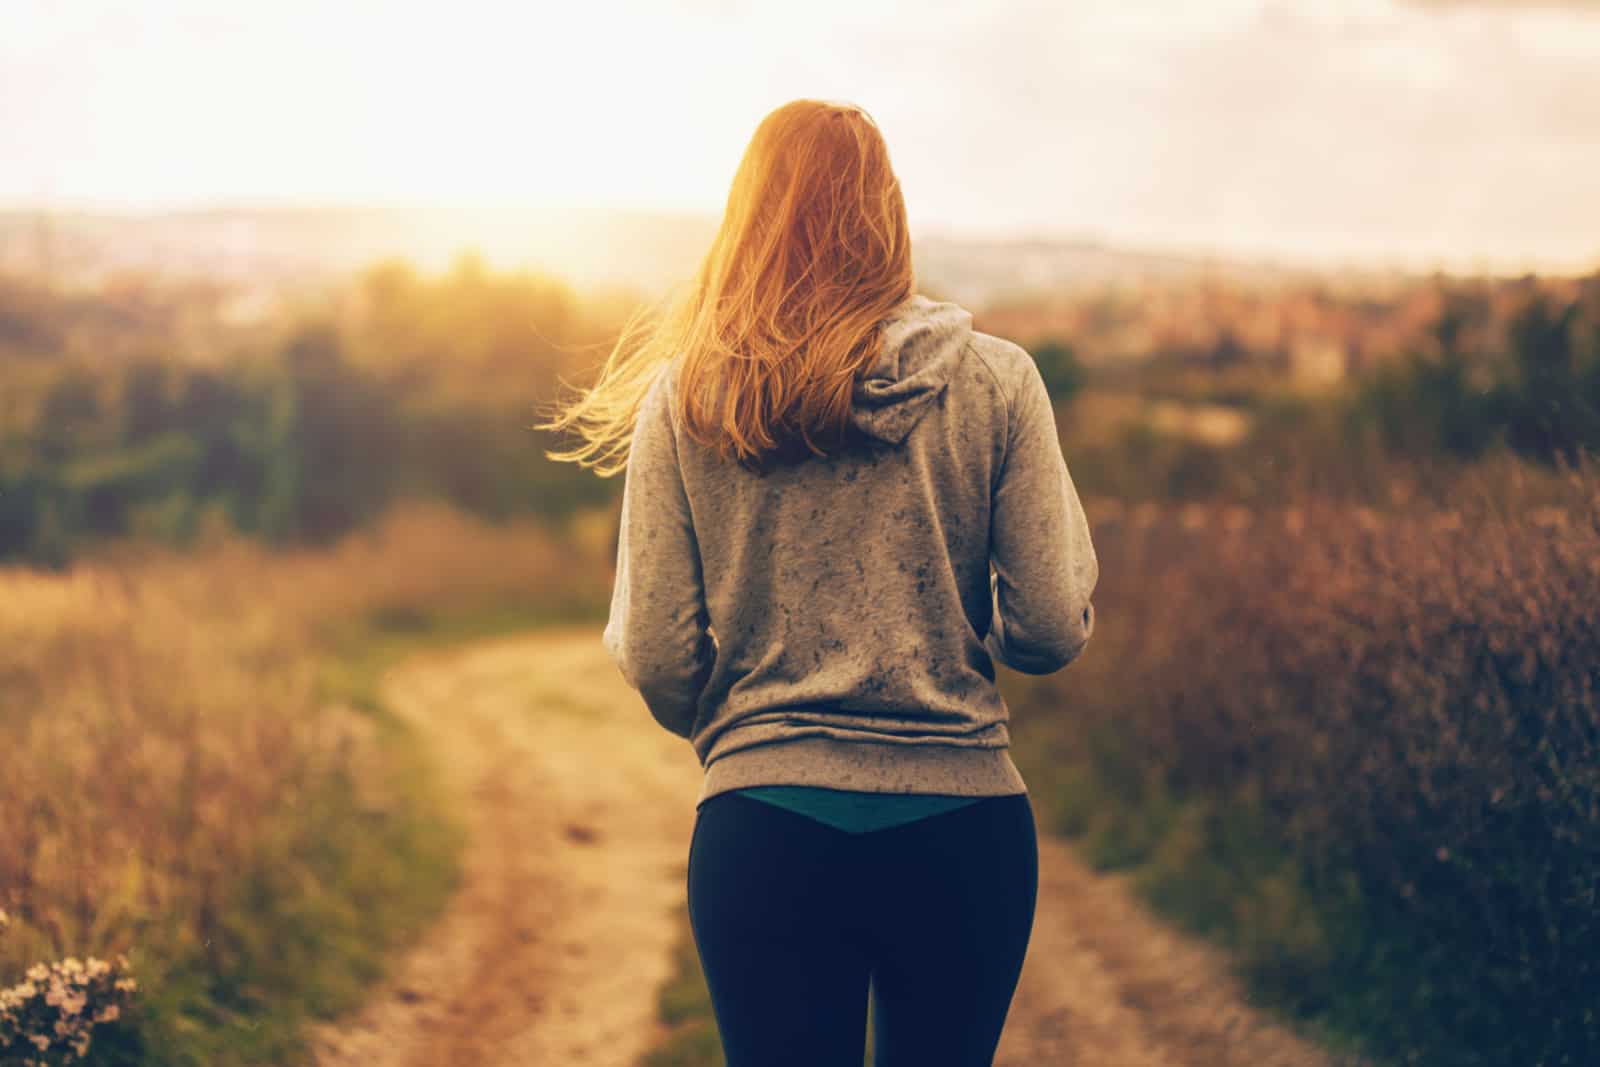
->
[913,231,1323,306]
[0,203,1343,310]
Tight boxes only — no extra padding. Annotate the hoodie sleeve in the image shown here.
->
[984,353,1099,674]
[601,369,717,740]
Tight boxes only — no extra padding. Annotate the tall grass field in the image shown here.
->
[1,504,610,1065]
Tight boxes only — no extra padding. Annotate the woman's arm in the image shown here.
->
[601,368,717,739]
[984,354,1099,674]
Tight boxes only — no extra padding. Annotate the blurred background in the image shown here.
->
[2,2,1597,1066]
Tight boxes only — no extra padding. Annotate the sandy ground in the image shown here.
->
[306,625,1346,1067]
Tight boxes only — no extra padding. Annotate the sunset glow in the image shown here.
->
[4,0,1599,273]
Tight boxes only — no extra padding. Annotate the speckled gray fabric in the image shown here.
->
[602,292,1099,810]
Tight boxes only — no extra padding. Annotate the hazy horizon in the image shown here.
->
[5,0,1600,276]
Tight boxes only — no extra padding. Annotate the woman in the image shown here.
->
[539,99,1098,1066]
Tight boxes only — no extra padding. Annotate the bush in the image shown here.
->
[1032,339,1087,403]
[0,921,138,1067]
[1012,453,1600,1065]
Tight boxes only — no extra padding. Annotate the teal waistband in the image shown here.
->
[732,784,985,834]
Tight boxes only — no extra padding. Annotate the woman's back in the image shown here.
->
[603,291,1098,811]
[546,99,1095,1066]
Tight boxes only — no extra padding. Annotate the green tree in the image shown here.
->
[1033,339,1087,403]
[1501,293,1598,463]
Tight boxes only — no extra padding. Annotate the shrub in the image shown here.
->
[0,911,137,1067]
[1013,453,1600,1065]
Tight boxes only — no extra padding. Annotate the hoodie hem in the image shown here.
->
[695,734,1028,809]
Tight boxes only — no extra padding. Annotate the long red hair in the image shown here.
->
[537,99,916,476]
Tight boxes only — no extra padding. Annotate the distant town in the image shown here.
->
[4,203,1591,398]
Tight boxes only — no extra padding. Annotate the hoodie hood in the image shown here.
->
[849,293,975,445]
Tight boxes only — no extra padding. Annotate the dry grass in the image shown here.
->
[0,500,611,1064]
[1017,452,1600,1066]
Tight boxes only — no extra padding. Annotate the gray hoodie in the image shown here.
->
[603,292,1099,809]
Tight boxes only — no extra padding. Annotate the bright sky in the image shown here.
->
[3,0,1598,273]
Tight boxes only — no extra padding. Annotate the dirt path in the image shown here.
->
[307,625,1344,1067]
[307,625,702,1067]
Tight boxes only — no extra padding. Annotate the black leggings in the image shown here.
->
[686,790,1038,1066]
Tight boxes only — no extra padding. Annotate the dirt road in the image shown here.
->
[307,625,1340,1066]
